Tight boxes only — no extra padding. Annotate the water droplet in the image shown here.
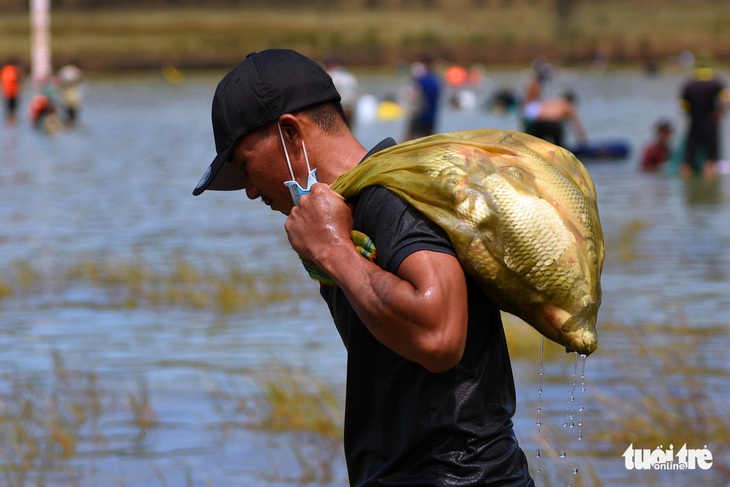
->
[536,407,542,412]
[559,451,567,458]
[569,422,575,428]
[572,468,579,475]
[538,388,542,394]
[536,420,542,426]
[536,449,541,458]
[578,434,583,440]
[579,406,584,412]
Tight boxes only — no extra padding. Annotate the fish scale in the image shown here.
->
[517,142,595,238]
[483,173,574,299]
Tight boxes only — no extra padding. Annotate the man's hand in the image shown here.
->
[284,183,357,266]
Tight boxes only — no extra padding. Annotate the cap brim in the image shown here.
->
[192,143,246,196]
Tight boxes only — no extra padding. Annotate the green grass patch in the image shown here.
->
[0,255,311,313]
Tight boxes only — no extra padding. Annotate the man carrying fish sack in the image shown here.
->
[194,49,547,486]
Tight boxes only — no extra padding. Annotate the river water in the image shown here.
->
[1,68,729,486]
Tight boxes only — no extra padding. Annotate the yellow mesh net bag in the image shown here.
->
[331,129,604,355]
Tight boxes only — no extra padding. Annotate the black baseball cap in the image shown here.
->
[193,49,341,196]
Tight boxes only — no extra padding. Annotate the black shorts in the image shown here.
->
[526,120,564,147]
[685,120,720,168]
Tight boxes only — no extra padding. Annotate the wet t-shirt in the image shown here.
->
[319,138,533,486]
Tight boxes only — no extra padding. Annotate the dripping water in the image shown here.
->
[578,354,586,443]
[563,352,588,484]
[534,344,588,484]
[563,353,579,433]
[535,335,545,478]
[559,352,580,486]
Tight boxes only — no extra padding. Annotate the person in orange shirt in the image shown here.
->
[1,59,23,121]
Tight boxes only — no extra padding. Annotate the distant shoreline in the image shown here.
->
[1,4,728,72]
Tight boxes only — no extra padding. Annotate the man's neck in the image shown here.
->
[316,133,368,184]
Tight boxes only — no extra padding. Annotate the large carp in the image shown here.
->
[331,129,604,356]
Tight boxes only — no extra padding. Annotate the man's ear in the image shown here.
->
[277,113,303,145]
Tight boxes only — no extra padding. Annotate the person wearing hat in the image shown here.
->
[679,59,728,179]
[193,49,533,486]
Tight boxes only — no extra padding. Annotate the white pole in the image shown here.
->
[30,0,52,87]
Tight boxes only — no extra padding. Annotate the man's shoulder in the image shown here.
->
[355,184,409,220]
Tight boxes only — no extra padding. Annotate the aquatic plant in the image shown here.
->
[0,256,311,314]
[2,252,728,485]
[3,317,726,485]
[0,351,156,487]
[0,278,12,300]
[611,218,648,265]
[590,322,730,474]
[10,261,42,294]
[525,318,730,486]
[204,364,345,483]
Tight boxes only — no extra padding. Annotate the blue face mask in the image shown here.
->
[278,122,317,206]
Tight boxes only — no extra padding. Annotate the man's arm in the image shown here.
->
[567,106,588,143]
[715,87,730,120]
[285,184,468,373]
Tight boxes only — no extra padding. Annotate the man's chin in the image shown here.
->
[268,201,292,216]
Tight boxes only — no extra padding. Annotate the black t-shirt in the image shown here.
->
[320,139,533,486]
[681,78,725,126]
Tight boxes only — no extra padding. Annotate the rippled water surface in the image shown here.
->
[1,68,729,486]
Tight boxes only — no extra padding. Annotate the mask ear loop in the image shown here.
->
[278,122,312,181]
[278,122,296,182]
[301,140,312,174]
